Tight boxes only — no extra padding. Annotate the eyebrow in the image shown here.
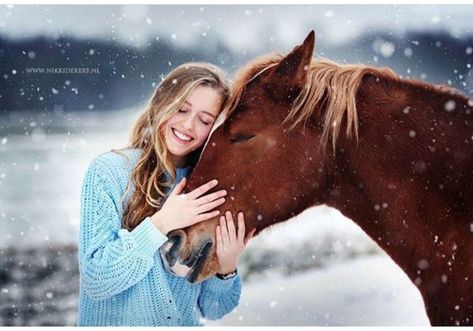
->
[184,101,216,119]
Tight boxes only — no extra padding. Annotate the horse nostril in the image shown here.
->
[163,231,184,267]
[168,231,183,246]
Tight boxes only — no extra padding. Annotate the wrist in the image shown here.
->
[218,265,237,276]
[151,212,170,235]
[216,269,237,280]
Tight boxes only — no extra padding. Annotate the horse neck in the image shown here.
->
[321,74,473,291]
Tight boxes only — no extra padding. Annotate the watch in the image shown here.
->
[216,269,237,280]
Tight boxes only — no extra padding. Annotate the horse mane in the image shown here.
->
[225,53,401,152]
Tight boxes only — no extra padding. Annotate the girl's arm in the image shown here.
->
[197,273,242,320]
[79,157,168,300]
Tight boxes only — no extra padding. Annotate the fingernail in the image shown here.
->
[213,179,218,184]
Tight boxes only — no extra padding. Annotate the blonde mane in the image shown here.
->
[225,54,399,151]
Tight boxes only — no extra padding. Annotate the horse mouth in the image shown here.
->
[185,240,212,283]
[160,239,212,284]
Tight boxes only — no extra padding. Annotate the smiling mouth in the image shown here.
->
[172,128,193,144]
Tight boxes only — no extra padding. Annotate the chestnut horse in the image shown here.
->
[160,31,473,325]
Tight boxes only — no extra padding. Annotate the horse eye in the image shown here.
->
[230,134,255,144]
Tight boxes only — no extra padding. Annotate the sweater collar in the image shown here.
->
[175,166,192,182]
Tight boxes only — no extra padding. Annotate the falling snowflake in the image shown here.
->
[444,100,456,112]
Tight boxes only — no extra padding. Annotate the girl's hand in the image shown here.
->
[151,177,227,235]
[216,211,256,275]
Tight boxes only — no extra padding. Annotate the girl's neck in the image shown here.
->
[170,154,190,168]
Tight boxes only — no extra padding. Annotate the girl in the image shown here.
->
[77,63,254,326]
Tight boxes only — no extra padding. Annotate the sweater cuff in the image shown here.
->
[130,217,168,257]
[204,272,239,294]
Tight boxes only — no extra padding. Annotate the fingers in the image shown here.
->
[216,224,223,251]
[195,189,227,207]
[170,177,187,196]
[244,228,257,246]
[196,197,225,214]
[219,215,230,246]
[194,210,221,223]
[187,179,219,199]
[226,211,237,243]
[237,212,245,242]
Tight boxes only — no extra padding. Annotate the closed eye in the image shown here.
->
[230,134,256,144]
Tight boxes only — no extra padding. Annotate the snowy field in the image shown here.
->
[208,255,430,326]
[207,206,431,326]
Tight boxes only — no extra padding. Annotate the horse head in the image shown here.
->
[159,31,330,283]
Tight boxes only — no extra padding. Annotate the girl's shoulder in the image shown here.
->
[86,148,143,183]
[93,148,142,170]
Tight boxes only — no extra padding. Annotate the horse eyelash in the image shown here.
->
[230,134,256,144]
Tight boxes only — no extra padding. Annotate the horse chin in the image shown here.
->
[165,260,206,284]
[160,240,212,284]
[168,262,192,277]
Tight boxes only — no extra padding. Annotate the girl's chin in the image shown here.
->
[168,146,192,157]
[166,135,194,151]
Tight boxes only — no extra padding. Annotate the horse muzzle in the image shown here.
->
[159,229,213,283]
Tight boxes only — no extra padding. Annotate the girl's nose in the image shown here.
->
[183,116,194,131]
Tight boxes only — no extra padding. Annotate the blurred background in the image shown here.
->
[1,4,472,326]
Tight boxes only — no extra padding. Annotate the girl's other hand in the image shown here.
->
[151,177,227,235]
[215,211,256,275]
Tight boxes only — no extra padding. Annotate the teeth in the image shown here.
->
[173,129,192,141]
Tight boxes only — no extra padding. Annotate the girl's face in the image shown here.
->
[163,85,223,167]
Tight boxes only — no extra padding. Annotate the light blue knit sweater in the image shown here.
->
[77,148,241,326]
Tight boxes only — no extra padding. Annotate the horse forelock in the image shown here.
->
[226,53,399,153]
[198,55,283,163]
[224,53,283,118]
[198,111,227,163]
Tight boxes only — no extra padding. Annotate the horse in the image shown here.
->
[159,31,473,326]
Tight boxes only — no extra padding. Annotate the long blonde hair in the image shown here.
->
[114,62,230,230]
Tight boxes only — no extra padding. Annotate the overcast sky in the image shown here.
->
[1,4,472,53]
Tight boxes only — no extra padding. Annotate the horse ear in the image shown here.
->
[263,30,315,101]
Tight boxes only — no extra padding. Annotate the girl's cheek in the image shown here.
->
[197,131,211,148]
[197,125,210,140]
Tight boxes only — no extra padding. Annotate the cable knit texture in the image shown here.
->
[77,148,241,326]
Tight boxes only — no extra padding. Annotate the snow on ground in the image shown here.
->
[207,254,430,326]
[206,206,431,326]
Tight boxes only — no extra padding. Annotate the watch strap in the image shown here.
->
[216,269,237,280]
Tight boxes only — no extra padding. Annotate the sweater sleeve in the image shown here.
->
[197,273,242,320]
[78,157,168,300]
